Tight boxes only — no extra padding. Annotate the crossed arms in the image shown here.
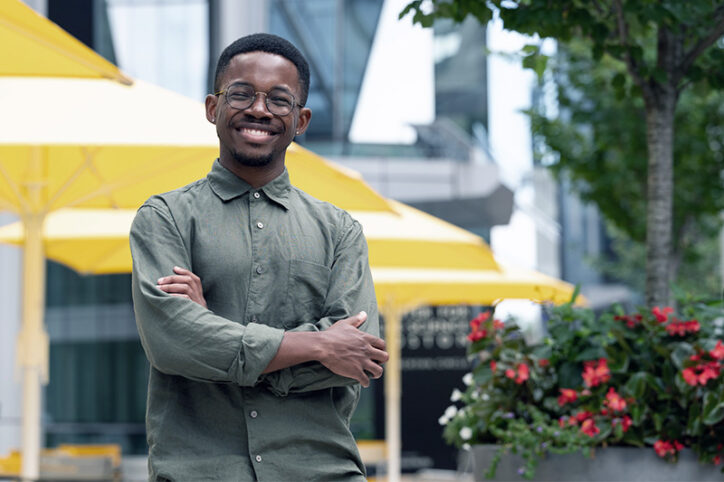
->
[130,201,388,395]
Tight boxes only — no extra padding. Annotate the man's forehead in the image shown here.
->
[222,51,300,87]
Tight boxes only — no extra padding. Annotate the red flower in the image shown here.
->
[605,387,627,412]
[615,314,643,328]
[574,411,593,423]
[505,368,516,380]
[557,388,578,407]
[515,363,529,384]
[621,415,632,432]
[582,358,611,387]
[714,455,721,466]
[683,362,721,386]
[558,417,567,428]
[654,439,683,458]
[490,360,497,372]
[665,319,701,336]
[652,306,674,323]
[711,340,724,360]
[538,358,550,367]
[467,312,506,342]
[698,362,720,385]
[682,367,699,386]
[581,418,600,437]
[654,440,674,457]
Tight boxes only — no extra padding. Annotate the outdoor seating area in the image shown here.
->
[0,444,120,481]
[1,0,722,481]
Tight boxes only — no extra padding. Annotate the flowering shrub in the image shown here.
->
[441,294,724,478]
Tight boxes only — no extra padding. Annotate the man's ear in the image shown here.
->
[205,94,218,124]
[294,107,312,136]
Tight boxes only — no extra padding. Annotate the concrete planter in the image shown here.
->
[471,445,722,481]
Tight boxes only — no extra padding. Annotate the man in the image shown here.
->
[130,33,388,481]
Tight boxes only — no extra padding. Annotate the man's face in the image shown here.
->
[206,51,311,168]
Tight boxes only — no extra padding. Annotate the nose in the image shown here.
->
[245,92,273,118]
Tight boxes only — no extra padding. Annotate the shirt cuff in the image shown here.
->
[229,322,284,387]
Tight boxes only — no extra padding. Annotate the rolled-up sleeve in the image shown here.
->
[130,200,284,386]
[263,217,380,396]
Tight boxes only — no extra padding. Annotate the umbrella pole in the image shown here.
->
[17,213,49,481]
[383,305,402,482]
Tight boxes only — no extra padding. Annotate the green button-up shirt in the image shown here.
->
[130,159,379,481]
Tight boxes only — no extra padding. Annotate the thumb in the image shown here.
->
[351,311,367,327]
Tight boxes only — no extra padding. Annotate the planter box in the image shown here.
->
[471,445,723,481]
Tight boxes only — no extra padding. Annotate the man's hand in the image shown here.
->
[157,266,208,309]
[317,312,389,387]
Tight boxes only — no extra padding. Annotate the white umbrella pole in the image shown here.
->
[17,213,48,482]
[383,305,401,482]
[16,150,49,482]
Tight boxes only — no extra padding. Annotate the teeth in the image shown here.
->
[241,128,272,136]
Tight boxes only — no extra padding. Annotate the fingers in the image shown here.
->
[365,361,384,379]
[369,347,389,364]
[157,275,193,286]
[157,283,193,295]
[338,311,367,327]
[173,266,200,281]
[368,335,386,351]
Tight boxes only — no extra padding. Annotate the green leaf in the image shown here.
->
[670,342,694,369]
[574,346,607,362]
[557,362,581,389]
[687,402,702,435]
[702,392,724,425]
[624,372,648,399]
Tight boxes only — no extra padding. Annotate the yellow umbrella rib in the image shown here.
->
[62,149,209,208]
[43,147,102,211]
[0,17,131,85]
[0,158,30,213]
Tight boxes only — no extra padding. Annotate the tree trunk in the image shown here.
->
[644,89,676,307]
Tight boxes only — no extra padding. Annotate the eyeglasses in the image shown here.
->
[214,83,297,116]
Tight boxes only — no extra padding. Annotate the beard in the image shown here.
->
[230,149,273,167]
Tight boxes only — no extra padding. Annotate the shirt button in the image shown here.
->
[256,265,264,274]
[255,455,262,463]
[253,192,260,199]
[256,221,264,229]
[250,410,258,418]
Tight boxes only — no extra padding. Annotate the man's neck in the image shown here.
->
[219,157,285,188]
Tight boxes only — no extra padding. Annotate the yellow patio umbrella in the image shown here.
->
[0,0,131,83]
[0,201,580,482]
[0,74,392,480]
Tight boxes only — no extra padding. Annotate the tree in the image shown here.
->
[401,0,724,306]
[529,40,724,298]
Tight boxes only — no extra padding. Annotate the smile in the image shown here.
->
[237,127,275,137]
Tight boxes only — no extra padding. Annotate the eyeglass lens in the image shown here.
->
[225,85,294,116]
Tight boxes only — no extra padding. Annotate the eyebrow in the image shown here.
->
[227,81,294,95]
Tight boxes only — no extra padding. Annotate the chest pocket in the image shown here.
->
[285,259,331,328]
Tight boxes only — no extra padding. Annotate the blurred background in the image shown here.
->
[1,0,721,478]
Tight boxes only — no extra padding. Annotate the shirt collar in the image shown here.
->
[208,159,291,210]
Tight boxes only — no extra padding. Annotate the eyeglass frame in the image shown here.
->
[214,82,301,117]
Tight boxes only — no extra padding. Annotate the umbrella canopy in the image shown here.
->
[0,202,580,482]
[0,77,391,214]
[0,0,131,83]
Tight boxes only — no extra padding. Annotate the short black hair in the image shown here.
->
[213,33,310,107]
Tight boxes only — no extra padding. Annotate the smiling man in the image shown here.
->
[130,34,388,481]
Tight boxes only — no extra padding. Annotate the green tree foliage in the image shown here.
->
[401,0,724,305]
[529,41,724,296]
